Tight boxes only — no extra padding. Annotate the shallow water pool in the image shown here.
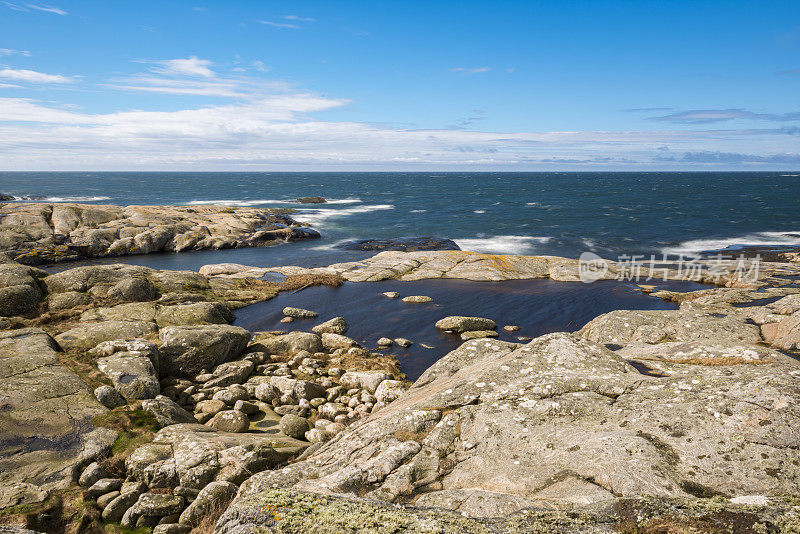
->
[233,278,707,380]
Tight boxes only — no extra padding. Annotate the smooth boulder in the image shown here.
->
[158,325,250,377]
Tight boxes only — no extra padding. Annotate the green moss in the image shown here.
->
[91,407,159,456]
[240,489,493,534]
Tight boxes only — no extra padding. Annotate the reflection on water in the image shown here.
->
[234,278,708,380]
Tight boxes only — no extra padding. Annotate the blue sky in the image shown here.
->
[1,0,799,170]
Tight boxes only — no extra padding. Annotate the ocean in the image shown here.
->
[2,171,799,271]
[3,170,794,378]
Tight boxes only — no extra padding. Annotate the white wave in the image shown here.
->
[185,199,288,206]
[779,174,799,177]
[325,198,362,204]
[410,209,427,213]
[41,196,111,202]
[661,231,800,257]
[454,235,552,255]
[292,204,395,226]
[582,238,597,249]
[473,210,486,214]
[184,197,362,207]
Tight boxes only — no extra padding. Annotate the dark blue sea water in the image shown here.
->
[2,171,799,270]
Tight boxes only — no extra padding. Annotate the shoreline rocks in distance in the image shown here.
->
[293,197,326,204]
[0,202,320,266]
[335,237,461,252]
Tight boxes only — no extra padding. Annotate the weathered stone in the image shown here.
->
[48,290,92,310]
[374,380,407,406]
[131,492,185,517]
[2,203,318,265]
[579,308,762,347]
[78,462,108,487]
[311,316,349,335]
[142,395,197,428]
[87,478,123,499]
[401,295,433,303]
[258,332,323,354]
[153,524,191,534]
[279,414,310,440]
[158,325,251,377]
[376,337,393,347]
[394,337,413,347]
[340,371,392,392]
[55,321,157,353]
[435,316,497,333]
[207,410,250,433]
[80,302,157,323]
[196,399,226,415]
[282,307,318,318]
[321,332,360,350]
[266,376,326,401]
[237,332,800,518]
[94,385,126,409]
[155,302,234,327]
[126,424,305,490]
[212,385,249,405]
[0,284,41,317]
[107,277,159,302]
[97,490,120,509]
[178,480,238,527]
[0,328,117,508]
[102,490,142,522]
[460,330,498,340]
[97,352,160,400]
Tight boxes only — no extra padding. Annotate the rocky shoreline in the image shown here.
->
[0,246,799,533]
[0,203,319,266]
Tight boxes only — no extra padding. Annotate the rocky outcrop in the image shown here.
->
[0,328,116,508]
[217,489,800,533]
[197,250,748,284]
[335,237,461,252]
[125,424,305,490]
[0,203,320,265]
[0,263,48,317]
[236,332,800,518]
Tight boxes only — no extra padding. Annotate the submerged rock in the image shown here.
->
[401,295,433,303]
[435,315,497,333]
[335,237,460,252]
[282,307,318,319]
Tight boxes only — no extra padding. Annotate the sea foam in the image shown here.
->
[454,235,552,255]
[661,230,800,257]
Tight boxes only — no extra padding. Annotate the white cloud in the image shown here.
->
[451,67,490,75]
[0,68,74,83]
[260,20,300,29]
[0,48,31,56]
[2,2,66,14]
[284,15,315,22]
[151,56,214,77]
[0,94,797,170]
[25,3,66,14]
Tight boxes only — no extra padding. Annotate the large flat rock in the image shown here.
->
[236,333,800,518]
[0,328,116,508]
